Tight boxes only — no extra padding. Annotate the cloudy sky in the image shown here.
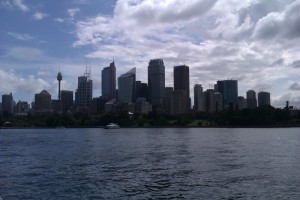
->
[1,0,300,107]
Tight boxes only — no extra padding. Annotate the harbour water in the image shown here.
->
[0,128,300,199]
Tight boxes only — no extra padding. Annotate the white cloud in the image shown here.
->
[1,0,29,12]
[5,47,44,61]
[33,12,48,20]
[68,7,80,18]
[0,69,50,101]
[7,32,33,41]
[251,0,300,41]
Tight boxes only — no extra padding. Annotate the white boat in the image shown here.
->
[104,123,120,129]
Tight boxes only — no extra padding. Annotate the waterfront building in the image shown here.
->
[102,61,116,100]
[61,90,73,113]
[2,93,13,114]
[148,59,165,111]
[174,65,190,112]
[14,101,29,115]
[136,81,148,99]
[204,89,214,113]
[164,87,173,114]
[258,92,271,106]
[194,84,205,112]
[217,80,238,110]
[52,100,63,113]
[118,68,136,104]
[213,92,223,112]
[75,67,93,112]
[246,90,257,109]
[237,96,247,110]
[136,98,152,114]
[35,90,51,114]
[171,90,187,115]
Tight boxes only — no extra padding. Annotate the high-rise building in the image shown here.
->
[35,90,51,113]
[14,101,29,115]
[194,84,205,112]
[238,96,247,110]
[172,90,187,115]
[217,80,238,110]
[246,90,257,109]
[213,92,223,112]
[61,90,73,112]
[174,65,190,112]
[118,68,136,104]
[136,81,148,99]
[148,59,165,111]
[2,93,13,114]
[258,92,271,107]
[204,89,214,113]
[102,61,116,100]
[164,87,173,114]
[75,68,93,112]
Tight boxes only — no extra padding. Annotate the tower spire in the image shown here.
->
[57,70,62,100]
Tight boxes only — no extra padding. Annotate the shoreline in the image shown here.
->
[1,124,300,129]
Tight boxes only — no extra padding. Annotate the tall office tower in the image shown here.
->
[61,90,73,112]
[136,81,148,99]
[204,89,214,113]
[171,90,187,114]
[174,65,190,112]
[246,90,257,109]
[57,71,62,100]
[75,67,93,111]
[217,80,238,110]
[102,61,116,100]
[148,59,165,111]
[35,90,51,113]
[2,93,13,114]
[258,91,271,107]
[194,84,205,112]
[213,92,223,112]
[238,96,247,110]
[118,68,136,103]
[164,87,173,114]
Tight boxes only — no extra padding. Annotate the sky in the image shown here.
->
[0,0,300,108]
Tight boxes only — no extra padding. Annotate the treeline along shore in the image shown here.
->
[1,106,300,128]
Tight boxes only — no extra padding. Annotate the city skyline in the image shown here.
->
[1,0,300,107]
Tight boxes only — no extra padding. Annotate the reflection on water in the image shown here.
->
[0,128,300,199]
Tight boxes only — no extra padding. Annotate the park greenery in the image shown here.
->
[1,105,300,128]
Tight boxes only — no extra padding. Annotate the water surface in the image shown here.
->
[0,128,300,199]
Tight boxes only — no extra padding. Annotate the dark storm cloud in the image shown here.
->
[252,0,300,41]
[290,60,300,68]
[289,82,300,91]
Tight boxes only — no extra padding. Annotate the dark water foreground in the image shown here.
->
[0,128,300,199]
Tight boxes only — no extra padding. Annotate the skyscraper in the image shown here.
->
[61,90,73,112]
[258,92,271,107]
[2,93,13,114]
[217,80,238,110]
[148,59,165,111]
[136,81,148,99]
[75,67,93,111]
[194,84,204,112]
[35,90,51,113]
[174,65,190,112]
[246,90,257,109]
[118,68,136,103]
[102,61,116,100]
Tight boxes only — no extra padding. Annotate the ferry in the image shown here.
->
[104,123,120,129]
